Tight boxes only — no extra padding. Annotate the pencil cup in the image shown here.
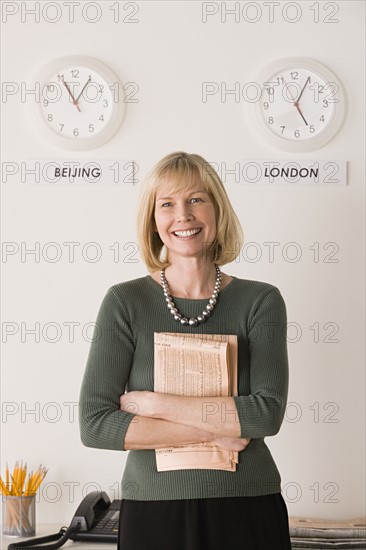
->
[2,495,36,536]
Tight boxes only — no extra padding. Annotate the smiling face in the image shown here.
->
[154,181,217,263]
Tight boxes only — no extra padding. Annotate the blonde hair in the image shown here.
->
[137,151,244,272]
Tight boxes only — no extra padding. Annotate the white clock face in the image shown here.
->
[40,66,114,139]
[250,58,346,152]
[260,67,336,142]
[33,56,125,150]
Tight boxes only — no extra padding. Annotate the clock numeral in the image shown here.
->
[103,100,109,108]
[323,99,329,108]
[71,70,79,78]
[310,125,315,133]
[89,124,95,133]
[47,114,53,122]
[268,117,274,125]
[73,128,79,137]
[319,115,325,122]
[44,82,60,101]
[263,102,269,110]
[59,124,64,133]
[266,86,274,96]
[309,81,326,103]
[99,84,104,93]
[280,126,285,135]
[56,75,64,83]
[294,130,300,138]
[99,115,104,122]
[43,99,49,107]
[290,71,299,80]
[310,82,339,107]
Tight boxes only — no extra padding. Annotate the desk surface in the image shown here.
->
[1,525,117,550]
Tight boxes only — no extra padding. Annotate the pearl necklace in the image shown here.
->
[159,266,222,326]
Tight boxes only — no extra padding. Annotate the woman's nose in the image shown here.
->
[176,203,193,222]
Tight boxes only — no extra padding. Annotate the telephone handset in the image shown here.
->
[70,492,120,542]
[7,492,121,550]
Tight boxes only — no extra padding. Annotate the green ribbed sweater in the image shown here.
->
[79,275,289,501]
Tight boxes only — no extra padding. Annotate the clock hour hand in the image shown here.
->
[59,75,81,112]
[293,76,310,125]
[294,103,308,126]
[75,76,91,104]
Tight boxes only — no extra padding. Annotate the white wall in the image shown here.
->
[1,0,365,524]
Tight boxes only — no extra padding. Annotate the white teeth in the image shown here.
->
[173,228,201,237]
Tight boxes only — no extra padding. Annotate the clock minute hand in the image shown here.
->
[60,75,81,112]
[283,76,308,126]
[75,76,91,104]
[293,76,310,126]
[296,76,310,105]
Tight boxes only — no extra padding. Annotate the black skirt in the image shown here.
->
[117,493,292,550]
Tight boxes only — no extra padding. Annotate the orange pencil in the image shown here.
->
[6,462,9,491]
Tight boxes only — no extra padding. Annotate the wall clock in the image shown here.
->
[248,57,346,152]
[31,56,125,150]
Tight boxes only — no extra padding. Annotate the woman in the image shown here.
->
[79,151,292,550]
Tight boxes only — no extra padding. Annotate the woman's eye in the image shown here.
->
[161,202,173,207]
[190,197,203,203]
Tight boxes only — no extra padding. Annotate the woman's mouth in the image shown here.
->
[172,228,202,238]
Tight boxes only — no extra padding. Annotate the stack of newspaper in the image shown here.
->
[154,332,238,472]
[289,516,366,549]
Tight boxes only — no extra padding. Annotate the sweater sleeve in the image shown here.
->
[79,287,136,451]
[233,287,289,438]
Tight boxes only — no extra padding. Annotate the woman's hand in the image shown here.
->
[213,436,251,452]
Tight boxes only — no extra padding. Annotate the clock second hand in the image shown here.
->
[59,75,81,112]
[282,76,308,126]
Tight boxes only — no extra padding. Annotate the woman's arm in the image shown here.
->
[79,288,136,451]
[233,288,289,438]
[121,392,241,438]
[123,415,250,451]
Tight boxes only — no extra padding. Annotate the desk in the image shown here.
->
[1,526,117,550]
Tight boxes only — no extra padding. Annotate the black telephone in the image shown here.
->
[7,492,121,550]
[69,491,120,542]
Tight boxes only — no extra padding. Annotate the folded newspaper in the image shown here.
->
[289,516,366,549]
[154,332,238,472]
